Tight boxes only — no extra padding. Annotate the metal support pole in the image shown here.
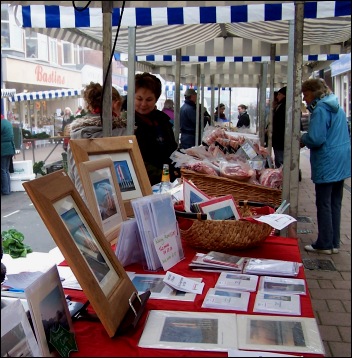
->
[174,49,181,143]
[102,1,113,138]
[127,27,136,135]
[259,63,268,146]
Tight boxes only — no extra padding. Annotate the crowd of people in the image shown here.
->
[2,75,350,259]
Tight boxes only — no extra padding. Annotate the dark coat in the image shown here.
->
[272,99,286,150]
[1,119,16,157]
[134,109,178,186]
[236,112,250,128]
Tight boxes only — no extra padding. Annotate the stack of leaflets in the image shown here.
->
[253,292,301,315]
[202,288,250,311]
[243,258,300,277]
[189,252,246,272]
[215,272,259,292]
[258,276,307,295]
[131,193,184,271]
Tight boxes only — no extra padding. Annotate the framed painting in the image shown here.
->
[22,170,139,338]
[69,135,153,217]
[79,157,127,244]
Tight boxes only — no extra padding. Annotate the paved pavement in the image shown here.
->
[1,143,351,357]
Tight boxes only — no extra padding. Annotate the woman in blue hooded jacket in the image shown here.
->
[300,78,351,255]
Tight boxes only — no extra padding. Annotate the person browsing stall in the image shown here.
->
[236,104,250,128]
[300,78,351,255]
[272,86,287,168]
[67,82,126,202]
[133,72,179,186]
[214,103,228,123]
[162,99,175,127]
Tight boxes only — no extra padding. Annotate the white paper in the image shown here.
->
[243,258,300,277]
[258,276,306,296]
[253,292,301,316]
[163,271,204,294]
[215,272,259,292]
[138,310,238,352]
[228,348,302,357]
[56,266,82,290]
[253,214,297,230]
[202,288,250,311]
[153,230,182,271]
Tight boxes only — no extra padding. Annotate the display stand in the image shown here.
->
[71,291,151,336]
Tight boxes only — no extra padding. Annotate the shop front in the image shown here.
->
[2,56,82,133]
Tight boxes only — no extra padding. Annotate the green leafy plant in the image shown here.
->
[2,229,33,258]
[33,161,46,176]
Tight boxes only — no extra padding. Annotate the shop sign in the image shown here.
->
[35,65,65,85]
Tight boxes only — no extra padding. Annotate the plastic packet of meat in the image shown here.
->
[218,159,254,181]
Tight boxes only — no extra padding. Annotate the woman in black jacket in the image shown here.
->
[236,104,250,128]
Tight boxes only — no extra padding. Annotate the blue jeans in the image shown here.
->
[313,180,344,250]
[1,155,12,195]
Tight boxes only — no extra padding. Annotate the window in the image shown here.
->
[49,38,58,64]
[1,4,23,51]
[62,42,74,64]
[25,29,48,61]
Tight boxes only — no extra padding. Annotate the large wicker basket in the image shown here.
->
[181,168,282,208]
[175,202,274,251]
[179,218,273,251]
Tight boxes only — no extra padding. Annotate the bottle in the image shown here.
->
[159,164,171,193]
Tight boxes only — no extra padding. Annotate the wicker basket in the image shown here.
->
[176,202,274,251]
[180,218,272,251]
[181,168,282,208]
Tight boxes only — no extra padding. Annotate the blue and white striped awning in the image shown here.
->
[17,1,351,28]
[1,88,17,98]
[8,88,83,102]
[115,53,341,63]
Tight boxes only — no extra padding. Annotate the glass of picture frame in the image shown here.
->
[69,135,153,217]
[79,157,127,244]
[23,170,139,338]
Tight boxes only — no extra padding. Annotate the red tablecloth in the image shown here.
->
[64,236,322,357]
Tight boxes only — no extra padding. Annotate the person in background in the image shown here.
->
[271,86,287,168]
[134,72,179,186]
[162,99,175,127]
[1,114,16,195]
[214,103,228,123]
[179,88,199,149]
[67,82,126,202]
[62,107,75,151]
[236,104,250,128]
[300,78,351,255]
[75,105,86,119]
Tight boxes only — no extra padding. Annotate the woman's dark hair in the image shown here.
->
[135,72,162,100]
[238,104,248,110]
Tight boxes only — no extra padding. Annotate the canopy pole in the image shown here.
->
[259,63,268,146]
[174,48,181,143]
[127,27,136,135]
[102,1,113,138]
[195,64,201,146]
[267,44,276,164]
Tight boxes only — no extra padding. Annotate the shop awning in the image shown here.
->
[1,88,17,98]
[8,88,83,102]
[330,53,351,77]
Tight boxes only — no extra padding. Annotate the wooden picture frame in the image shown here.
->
[23,170,138,338]
[69,135,153,217]
[79,157,127,244]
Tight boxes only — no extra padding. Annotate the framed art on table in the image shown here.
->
[23,170,139,338]
[69,135,153,217]
[79,157,127,244]
[24,265,74,357]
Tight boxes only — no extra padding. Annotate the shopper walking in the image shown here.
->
[300,78,351,254]
[1,115,16,195]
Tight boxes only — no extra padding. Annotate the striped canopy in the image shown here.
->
[5,1,351,86]
[8,88,83,102]
[1,88,17,98]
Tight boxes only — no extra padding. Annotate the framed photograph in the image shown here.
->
[79,157,127,244]
[237,314,325,355]
[1,299,41,357]
[138,310,237,352]
[198,194,241,220]
[23,170,139,338]
[24,265,74,357]
[69,135,153,217]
